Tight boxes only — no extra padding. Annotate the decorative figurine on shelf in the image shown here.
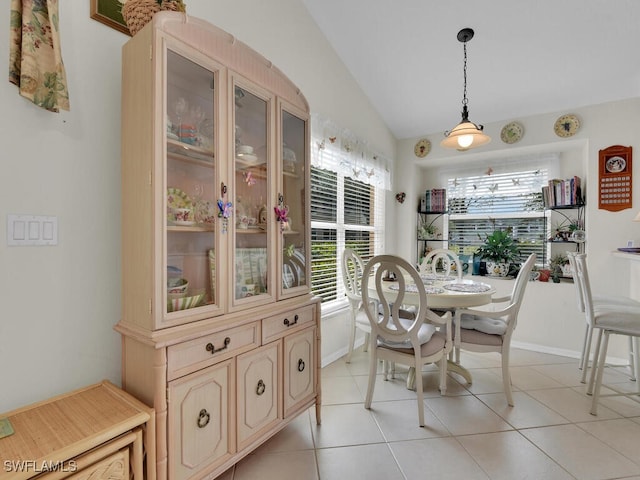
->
[217,196,232,234]
[274,195,289,232]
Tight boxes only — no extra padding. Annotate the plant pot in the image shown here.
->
[538,269,551,282]
[486,261,509,277]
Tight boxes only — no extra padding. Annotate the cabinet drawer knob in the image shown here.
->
[256,379,266,396]
[206,337,231,355]
[297,358,305,372]
[197,409,210,428]
[283,314,299,327]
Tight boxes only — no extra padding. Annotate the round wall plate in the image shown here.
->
[414,138,431,158]
[500,122,524,144]
[554,114,580,138]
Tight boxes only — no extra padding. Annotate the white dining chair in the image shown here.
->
[418,248,463,280]
[453,253,536,406]
[571,253,640,415]
[567,251,640,383]
[361,254,452,427]
[341,248,373,363]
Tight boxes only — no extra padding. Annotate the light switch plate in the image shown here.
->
[7,214,58,246]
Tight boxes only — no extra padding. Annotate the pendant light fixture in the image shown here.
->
[441,28,491,151]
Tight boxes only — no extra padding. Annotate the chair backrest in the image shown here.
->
[566,252,585,312]
[506,253,537,325]
[361,255,428,349]
[572,253,596,327]
[341,248,365,303]
[418,248,463,280]
[283,254,301,288]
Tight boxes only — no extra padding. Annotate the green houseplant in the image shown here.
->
[475,228,521,277]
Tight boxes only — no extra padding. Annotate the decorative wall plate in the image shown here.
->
[414,138,431,158]
[554,114,580,138]
[500,121,524,144]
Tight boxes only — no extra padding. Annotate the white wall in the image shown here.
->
[393,98,640,360]
[0,0,395,411]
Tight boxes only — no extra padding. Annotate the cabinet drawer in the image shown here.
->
[262,306,314,344]
[168,322,260,380]
[67,449,129,480]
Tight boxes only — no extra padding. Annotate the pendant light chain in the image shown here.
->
[462,41,468,108]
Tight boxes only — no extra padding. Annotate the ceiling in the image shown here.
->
[301,0,640,140]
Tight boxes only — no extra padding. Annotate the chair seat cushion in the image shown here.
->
[459,313,508,335]
[593,305,640,335]
[456,327,504,347]
[378,317,436,347]
[379,330,446,356]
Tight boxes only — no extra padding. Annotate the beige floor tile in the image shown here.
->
[577,418,640,465]
[233,450,318,480]
[457,431,574,480]
[316,443,404,480]
[321,375,364,405]
[507,365,565,390]
[527,386,622,423]
[425,394,513,435]
[389,437,490,479]
[461,367,510,395]
[368,399,450,441]
[509,349,576,366]
[252,411,315,454]
[478,391,570,429]
[321,357,353,377]
[521,424,640,480]
[311,403,385,448]
[352,372,420,402]
[531,362,586,387]
[458,351,502,369]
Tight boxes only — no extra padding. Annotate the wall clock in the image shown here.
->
[554,114,580,138]
[414,138,431,158]
[500,122,524,144]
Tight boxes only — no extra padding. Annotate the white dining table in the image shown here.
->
[369,273,496,389]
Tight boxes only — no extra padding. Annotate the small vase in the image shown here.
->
[486,261,509,277]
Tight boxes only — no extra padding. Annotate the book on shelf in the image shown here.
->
[542,176,582,207]
[424,188,446,212]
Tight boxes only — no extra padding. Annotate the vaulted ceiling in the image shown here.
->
[301,0,640,140]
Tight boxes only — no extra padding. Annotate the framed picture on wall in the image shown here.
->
[90,0,131,36]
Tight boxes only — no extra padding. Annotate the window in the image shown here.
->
[444,156,554,265]
[310,166,383,304]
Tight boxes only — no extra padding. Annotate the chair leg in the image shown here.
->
[591,330,610,416]
[414,361,425,427]
[633,337,640,385]
[580,324,593,384]
[438,358,448,395]
[346,312,356,363]
[629,336,637,382]
[502,349,514,407]
[364,349,378,410]
[363,332,370,352]
[587,329,603,396]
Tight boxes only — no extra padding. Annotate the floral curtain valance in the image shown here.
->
[9,0,70,112]
[310,113,391,190]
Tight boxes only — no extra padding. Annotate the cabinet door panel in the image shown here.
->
[284,327,316,417]
[278,102,310,299]
[236,343,281,450]
[168,359,233,480]
[164,46,224,324]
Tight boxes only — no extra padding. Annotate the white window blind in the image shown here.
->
[309,114,388,305]
[444,155,556,264]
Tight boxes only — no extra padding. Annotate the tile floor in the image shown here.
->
[219,348,640,480]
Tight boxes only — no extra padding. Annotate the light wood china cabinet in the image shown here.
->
[116,13,321,480]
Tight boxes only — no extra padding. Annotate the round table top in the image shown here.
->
[372,276,496,309]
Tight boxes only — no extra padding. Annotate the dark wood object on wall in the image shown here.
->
[598,145,632,212]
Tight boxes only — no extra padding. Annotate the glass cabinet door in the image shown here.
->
[279,105,309,295]
[232,83,271,304]
[165,49,220,317]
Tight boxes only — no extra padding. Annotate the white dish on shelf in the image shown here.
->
[172,220,197,226]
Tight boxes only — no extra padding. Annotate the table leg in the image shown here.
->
[406,361,472,391]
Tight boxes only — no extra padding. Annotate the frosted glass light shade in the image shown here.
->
[441,121,491,151]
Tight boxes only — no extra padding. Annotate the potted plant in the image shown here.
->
[549,253,570,282]
[475,228,521,277]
